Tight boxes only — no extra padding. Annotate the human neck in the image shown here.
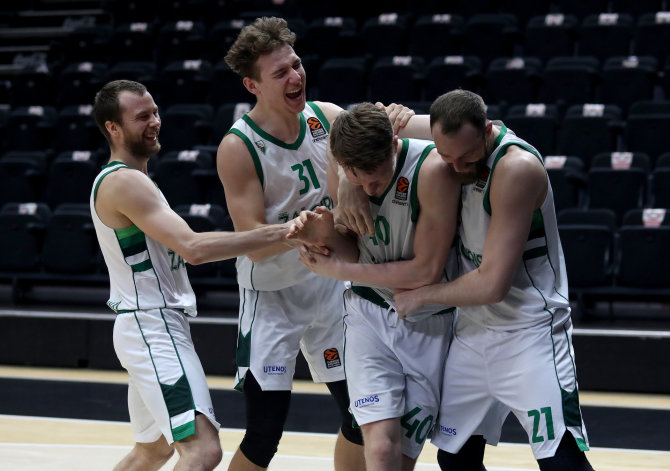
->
[248,102,302,142]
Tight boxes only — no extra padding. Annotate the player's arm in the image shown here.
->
[396,113,432,140]
[96,169,291,265]
[300,150,460,289]
[216,132,297,262]
[394,147,548,314]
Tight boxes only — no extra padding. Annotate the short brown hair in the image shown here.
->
[329,103,394,173]
[224,17,296,80]
[430,89,487,136]
[93,80,147,143]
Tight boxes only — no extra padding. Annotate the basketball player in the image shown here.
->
[287,102,461,471]
[393,90,594,471]
[91,80,303,471]
[217,17,419,471]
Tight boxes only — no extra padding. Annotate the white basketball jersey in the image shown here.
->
[353,138,456,321]
[228,102,334,291]
[90,162,197,315]
[458,123,570,330]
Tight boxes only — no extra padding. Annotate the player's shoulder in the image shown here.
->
[309,101,344,126]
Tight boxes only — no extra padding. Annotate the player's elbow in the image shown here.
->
[483,278,511,304]
[410,263,445,288]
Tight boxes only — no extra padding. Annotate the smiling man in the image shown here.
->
[90,80,301,471]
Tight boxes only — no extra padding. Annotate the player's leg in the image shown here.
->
[431,317,507,469]
[231,286,307,469]
[113,436,174,471]
[537,433,595,471]
[361,418,405,471]
[495,321,591,467]
[229,372,292,470]
[436,435,487,471]
[174,414,222,471]
[326,380,365,471]
[301,277,365,470]
[113,310,221,471]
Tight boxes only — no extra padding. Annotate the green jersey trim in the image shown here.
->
[370,138,409,206]
[93,161,129,201]
[409,143,436,223]
[227,128,264,187]
[351,285,390,309]
[241,111,307,149]
[483,123,542,215]
[307,101,331,132]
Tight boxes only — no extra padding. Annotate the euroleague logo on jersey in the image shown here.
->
[323,347,341,369]
[307,117,327,142]
[474,166,491,192]
[393,176,409,205]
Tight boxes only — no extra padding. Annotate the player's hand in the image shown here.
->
[297,245,341,278]
[393,289,425,319]
[376,102,415,135]
[287,206,333,243]
[335,178,374,236]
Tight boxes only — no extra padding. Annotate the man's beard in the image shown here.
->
[453,155,489,185]
[127,136,161,159]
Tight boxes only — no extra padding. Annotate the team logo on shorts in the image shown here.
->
[307,117,328,142]
[323,348,341,369]
[392,176,409,206]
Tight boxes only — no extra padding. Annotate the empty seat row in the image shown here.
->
[547,153,670,216]
[558,207,670,290]
[0,149,228,210]
[44,10,670,68]
[0,201,235,280]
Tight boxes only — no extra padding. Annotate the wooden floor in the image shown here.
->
[1,366,669,471]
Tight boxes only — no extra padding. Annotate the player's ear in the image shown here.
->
[243,77,260,96]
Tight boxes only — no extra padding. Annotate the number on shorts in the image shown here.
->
[401,407,434,445]
[528,407,555,443]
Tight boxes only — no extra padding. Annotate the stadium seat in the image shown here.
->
[368,56,425,104]
[503,103,560,155]
[579,13,633,61]
[538,56,600,108]
[0,202,51,273]
[482,57,542,107]
[317,57,368,105]
[557,103,622,168]
[408,14,464,61]
[600,56,657,113]
[523,14,578,62]
[424,55,482,101]
[545,155,586,211]
[634,12,670,63]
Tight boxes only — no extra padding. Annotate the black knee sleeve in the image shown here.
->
[326,380,364,446]
[437,435,487,471]
[537,433,595,471]
[239,372,291,468]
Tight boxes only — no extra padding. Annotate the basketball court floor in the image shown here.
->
[1,366,669,471]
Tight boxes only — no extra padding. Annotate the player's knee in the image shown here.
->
[437,435,487,471]
[537,433,594,471]
[364,433,397,464]
[240,426,283,468]
[240,373,290,467]
[201,443,223,471]
[326,380,364,446]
